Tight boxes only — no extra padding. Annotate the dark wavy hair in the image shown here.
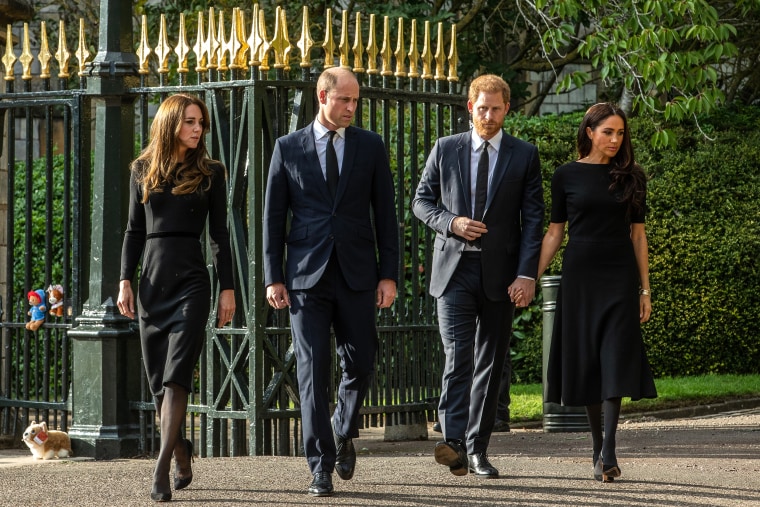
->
[132,93,214,203]
[577,102,646,217]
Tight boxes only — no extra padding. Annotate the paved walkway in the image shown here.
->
[1,406,759,506]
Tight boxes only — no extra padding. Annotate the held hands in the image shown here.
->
[508,278,536,309]
[266,282,290,310]
[452,216,487,242]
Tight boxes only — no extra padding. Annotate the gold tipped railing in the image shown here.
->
[0,7,459,86]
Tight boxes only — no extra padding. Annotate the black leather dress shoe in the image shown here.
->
[468,453,499,478]
[432,421,442,433]
[308,472,334,497]
[434,440,468,476]
[334,435,356,480]
[492,419,510,432]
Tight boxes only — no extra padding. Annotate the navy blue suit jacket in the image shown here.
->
[264,122,399,292]
[412,130,544,301]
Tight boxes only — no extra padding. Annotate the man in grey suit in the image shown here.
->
[413,74,544,478]
[264,68,399,497]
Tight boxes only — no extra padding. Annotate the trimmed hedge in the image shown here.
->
[504,105,760,383]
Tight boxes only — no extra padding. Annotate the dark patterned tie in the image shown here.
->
[326,130,339,199]
[473,142,489,221]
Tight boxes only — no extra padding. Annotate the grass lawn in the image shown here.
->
[509,373,760,422]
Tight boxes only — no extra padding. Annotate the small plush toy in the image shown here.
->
[26,289,47,331]
[46,284,65,318]
[22,421,72,460]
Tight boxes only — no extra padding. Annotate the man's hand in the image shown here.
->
[266,282,290,310]
[452,216,488,242]
[376,279,397,309]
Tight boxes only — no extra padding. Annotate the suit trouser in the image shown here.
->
[436,252,515,454]
[289,254,378,474]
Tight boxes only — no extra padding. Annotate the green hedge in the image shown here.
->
[504,105,760,382]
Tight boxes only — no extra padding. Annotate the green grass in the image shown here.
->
[509,374,760,422]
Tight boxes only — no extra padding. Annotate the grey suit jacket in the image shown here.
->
[412,130,544,301]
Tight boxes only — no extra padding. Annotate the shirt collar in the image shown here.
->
[471,129,502,152]
[314,120,346,140]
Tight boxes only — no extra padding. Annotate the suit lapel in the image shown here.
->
[301,123,333,203]
[457,135,472,216]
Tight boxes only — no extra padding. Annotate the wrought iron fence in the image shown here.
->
[0,5,468,457]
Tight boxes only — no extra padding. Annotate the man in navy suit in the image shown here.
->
[264,67,399,497]
[413,74,544,478]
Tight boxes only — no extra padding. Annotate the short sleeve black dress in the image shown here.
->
[120,161,234,396]
[545,161,657,406]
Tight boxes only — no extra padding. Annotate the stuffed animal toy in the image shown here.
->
[26,289,46,331]
[21,421,72,459]
[46,284,65,318]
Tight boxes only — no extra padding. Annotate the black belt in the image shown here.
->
[146,232,199,239]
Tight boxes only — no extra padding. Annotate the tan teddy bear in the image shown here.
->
[22,421,72,459]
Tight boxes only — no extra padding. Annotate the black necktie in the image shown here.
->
[473,142,489,221]
[326,130,339,198]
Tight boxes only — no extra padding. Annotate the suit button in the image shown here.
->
[329,234,334,240]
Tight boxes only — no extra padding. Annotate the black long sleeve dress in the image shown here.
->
[120,161,234,396]
[545,161,657,406]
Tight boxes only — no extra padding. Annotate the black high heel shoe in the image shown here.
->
[593,453,603,482]
[599,453,621,483]
[151,470,172,502]
[174,439,194,490]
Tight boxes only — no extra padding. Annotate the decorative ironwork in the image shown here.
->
[338,10,350,69]
[351,12,364,73]
[247,4,263,67]
[55,20,71,78]
[448,24,459,82]
[366,14,379,75]
[421,21,433,80]
[322,8,336,69]
[175,13,191,74]
[394,18,406,78]
[434,22,446,81]
[75,18,90,77]
[271,6,291,70]
[137,15,152,75]
[155,14,172,74]
[407,19,420,79]
[297,7,313,68]
[38,21,52,79]
[380,16,392,77]
[2,25,17,81]
[19,23,33,80]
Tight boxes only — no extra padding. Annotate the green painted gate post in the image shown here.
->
[67,0,142,459]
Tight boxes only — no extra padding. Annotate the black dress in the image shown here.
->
[120,161,234,396]
[545,161,657,406]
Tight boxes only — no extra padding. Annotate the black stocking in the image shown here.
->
[153,383,189,494]
[585,403,603,463]
[602,397,622,465]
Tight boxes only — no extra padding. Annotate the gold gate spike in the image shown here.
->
[338,10,350,69]
[175,13,191,74]
[193,11,208,72]
[434,22,445,81]
[137,15,152,75]
[393,17,406,78]
[257,7,271,72]
[297,6,313,69]
[19,23,34,80]
[322,8,335,69]
[421,20,432,80]
[271,6,292,70]
[206,7,220,70]
[155,14,172,74]
[232,8,249,70]
[351,12,364,73]
[379,16,392,77]
[55,19,71,78]
[366,14,378,75]
[76,18,90,77]
[38,21,52,79]
[2,25,16,81]
[407,19,419,79]
[447,24,458,83]
[247,3,262,67]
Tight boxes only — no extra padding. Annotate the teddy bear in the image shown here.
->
[46,284,65,318]
[26,289,47,331]
[21,421,72,459]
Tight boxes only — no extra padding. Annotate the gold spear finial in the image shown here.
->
[271,6,292,69]
[224,8,242,70]
[434,22,445,81]
[322,8,336,69]
[366,14,378,75]
[447,24,458,82]
[19,23,34,80]
[155,14,173,74]
[193,11,208,72]
[38,21,52,79]
[2,25,17,81]
[175,12,191,73]
[338,10,350,69]
[407,19,420,79]
[421,20,433,80]
[257,8,271,72]
[76,18,91,76]
[379,16,392,77]
[137,15,152,75]
[55,19,71,78]
[232,8,249,70]
[247,3,262,67]
[217,10,229,71]
[393,17,406,78]
[206,7,220,70]
[352,12,364,73]
[297,6,313,68]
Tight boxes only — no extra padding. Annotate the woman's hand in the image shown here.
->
[117,280,136,319]
[217,289,236,327]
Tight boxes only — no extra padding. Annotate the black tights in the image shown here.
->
[152,383,191,494]
[585,397,622,465]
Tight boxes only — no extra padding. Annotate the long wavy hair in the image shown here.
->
[132,93,214,202]
[577,102,646,217]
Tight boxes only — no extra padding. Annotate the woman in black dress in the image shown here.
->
[537,103,657,483]
[117,94,235,501]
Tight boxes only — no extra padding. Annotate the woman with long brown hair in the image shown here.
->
[537,103,657,483]
[117,93,235,501]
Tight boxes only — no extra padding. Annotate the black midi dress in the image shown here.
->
[120,161,234,396]
[545,161,657,406]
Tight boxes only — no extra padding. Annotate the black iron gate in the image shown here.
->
[0,5,468,457]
